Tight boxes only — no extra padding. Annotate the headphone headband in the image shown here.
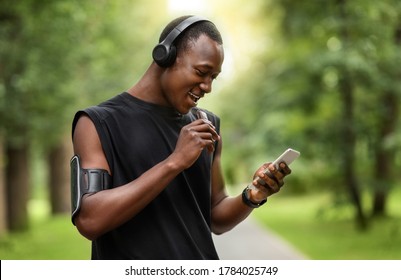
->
[160,16,208,48]
[152,16,210,67]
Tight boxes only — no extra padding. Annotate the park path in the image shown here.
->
[212,217,308,260]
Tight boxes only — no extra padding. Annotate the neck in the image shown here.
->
[126,63,163,104]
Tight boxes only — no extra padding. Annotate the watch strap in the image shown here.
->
[242,186,267,208]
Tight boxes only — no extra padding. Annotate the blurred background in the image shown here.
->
[1,0,401,259]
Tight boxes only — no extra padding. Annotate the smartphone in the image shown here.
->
[256,148,300,185]
[271,148,300,169]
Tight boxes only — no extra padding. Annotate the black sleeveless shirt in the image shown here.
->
[72,92,220,259]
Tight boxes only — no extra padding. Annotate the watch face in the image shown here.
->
[242,186,267,208]
[244,187,250,198]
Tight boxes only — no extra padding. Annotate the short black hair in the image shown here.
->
[158,15,223,55]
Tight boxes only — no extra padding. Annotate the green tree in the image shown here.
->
[1,0,34,231]
[217,0,401,228]
[0,0,164,231]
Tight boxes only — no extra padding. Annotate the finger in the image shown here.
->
[207,127,220,142]
[197,132,213,141]
[278,162,292,175]
[264,165,280,180]
[195,120,220,140]
[261,168,282,191]
[195,132,216,153]
[183,128,213,153]
[193,118,216,130]
[207,136,215,153]
[198,129,219,144]
[210,134,216,144]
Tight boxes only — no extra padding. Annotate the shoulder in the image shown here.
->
[72,111,111,171]
[71,93,128,136]
[71,107,104,140]
[72,114,99,150]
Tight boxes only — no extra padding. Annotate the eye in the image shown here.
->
[196,69,207,77]
[195,68,219,81]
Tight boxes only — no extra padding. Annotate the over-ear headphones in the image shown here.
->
[152,16,210,68]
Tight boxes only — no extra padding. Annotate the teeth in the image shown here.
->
[188,91,200,103]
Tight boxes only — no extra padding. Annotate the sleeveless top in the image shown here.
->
[72,92,220,259]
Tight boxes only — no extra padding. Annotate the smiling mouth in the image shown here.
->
[188,91,202,104]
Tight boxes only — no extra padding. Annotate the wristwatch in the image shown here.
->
[242,186,267,208]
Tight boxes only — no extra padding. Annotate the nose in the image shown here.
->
[199,77,213,94]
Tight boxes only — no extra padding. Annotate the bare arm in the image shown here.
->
[73,114,219,240]
[210,138,291,235]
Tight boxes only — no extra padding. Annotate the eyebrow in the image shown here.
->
[196,64,221,74]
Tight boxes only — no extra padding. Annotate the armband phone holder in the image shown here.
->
[70,155,112,224]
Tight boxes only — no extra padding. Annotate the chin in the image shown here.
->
[180,105,196,115]
[180,108,191,115]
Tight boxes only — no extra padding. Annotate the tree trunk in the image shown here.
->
[0,134,7,234]
[6,144,30,231]
[337,0,367,229]
[372,26,401,217]
[339,75,367,230]
[372,91,398,216]
[48,135,73,215]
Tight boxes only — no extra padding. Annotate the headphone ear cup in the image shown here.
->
[152,43,168,67]
[153,16,209,67]
[152,43,177,67]
[164,45,176,67]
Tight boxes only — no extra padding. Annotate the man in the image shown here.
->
[71,15,292,259]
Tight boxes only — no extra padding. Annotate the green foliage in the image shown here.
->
[1,189,400,260]
[216,0,401,204]
[0,199,90,259]
[0,0,166,233]
[0,0,164,149]
[1,0,401,236]
[1,0,85,146]
[254,188,401,259]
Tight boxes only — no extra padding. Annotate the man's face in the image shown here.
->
[160,34,224,114]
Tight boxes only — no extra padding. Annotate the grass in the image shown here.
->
[253,189,401,260]
[0,200,90,260]
[1,189,400,260]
